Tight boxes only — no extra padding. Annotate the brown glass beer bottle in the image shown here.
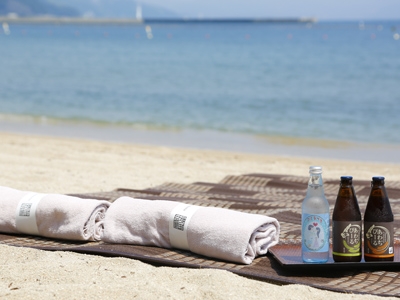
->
[364,176,394,262]
[332,176,362,262]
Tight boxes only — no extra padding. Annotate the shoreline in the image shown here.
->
[1,117,400,165]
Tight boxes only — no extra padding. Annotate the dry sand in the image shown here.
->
[1,131,400,299]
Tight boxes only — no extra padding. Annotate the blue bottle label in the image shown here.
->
[302,213,329,252]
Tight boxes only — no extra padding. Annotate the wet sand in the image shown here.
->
[1,116,400,164]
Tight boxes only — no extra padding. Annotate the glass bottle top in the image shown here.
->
[340,176,353,185]
[372,176,385,184]
[309,166,322,174]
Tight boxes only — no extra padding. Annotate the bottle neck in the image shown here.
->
[306,173,325,197]
[371,183,384,189]
[365,181,393,220]
[340,180,354,193]
[370,183,388,199]
[340,179,352,188]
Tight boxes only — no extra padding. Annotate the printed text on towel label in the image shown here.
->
[19,203,33,217]
[173,214,187,231]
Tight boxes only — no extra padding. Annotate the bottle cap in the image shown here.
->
[340,176,353,180]
[372,176,385,183]
[309,166,322,174]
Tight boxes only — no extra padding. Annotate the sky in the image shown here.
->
[138,0,400,20]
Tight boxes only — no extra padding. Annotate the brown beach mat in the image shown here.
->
[1,173,400,297]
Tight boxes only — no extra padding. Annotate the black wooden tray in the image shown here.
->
[269,243,400,271]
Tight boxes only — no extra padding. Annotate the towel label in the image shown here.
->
[15,193,45,236]
[169,203,199,250]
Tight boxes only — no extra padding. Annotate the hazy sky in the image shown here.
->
[139,0,400,20]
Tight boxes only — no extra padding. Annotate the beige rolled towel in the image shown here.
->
[0,186,110,241]
[103,197,280,264]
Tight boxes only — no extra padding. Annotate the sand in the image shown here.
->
[1,131,399,299]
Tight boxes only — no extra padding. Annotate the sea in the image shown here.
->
[1,20,400,163]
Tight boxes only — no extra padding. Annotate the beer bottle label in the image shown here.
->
[364,222,394,259]
[332,221,361,257]
[302,213,329,253]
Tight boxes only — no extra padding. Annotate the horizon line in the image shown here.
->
[0,15,318,25]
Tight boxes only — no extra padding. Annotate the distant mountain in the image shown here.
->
[0,0,79,17]
[54,0,180,19]
[0,0,180,19]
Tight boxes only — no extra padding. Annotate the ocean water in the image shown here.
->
[1,20,400,148]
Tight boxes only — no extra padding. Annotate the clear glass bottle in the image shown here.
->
[364,176,394,262]
[332,176,362,262]
[302,166,330,263]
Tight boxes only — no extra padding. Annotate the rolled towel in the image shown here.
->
[0,186,110,241]
[103,197,280,264]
